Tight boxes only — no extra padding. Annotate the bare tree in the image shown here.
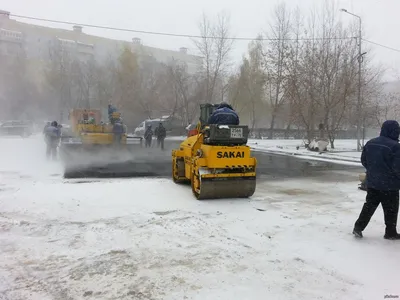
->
[373,91,400,125]
[262,2,292,138]
[113,46,141,116]
[228,39,265,136]
[72,57,98,108]
[94,55,118,110]
[137,55,164,118]
[314,3,359,148]
[286,7,321,142]
[285,2,371,147]
[193,11,234,103]
[166,60,202,125]
[44,42,76,121]
[113,47,172,125]
[0,49,41,120]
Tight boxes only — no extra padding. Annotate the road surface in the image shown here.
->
[67,138,363,182]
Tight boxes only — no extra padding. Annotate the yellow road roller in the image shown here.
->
[172,103,257,199]
[60,108,143,178]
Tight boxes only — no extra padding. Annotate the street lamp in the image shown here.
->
[340,8,363,151]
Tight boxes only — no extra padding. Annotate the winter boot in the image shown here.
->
[384,227,400,240]
[353,228,363,238]
[384,233,400,240]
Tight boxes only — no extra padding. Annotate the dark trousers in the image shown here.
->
[157,138,164,150]
[145,138,152,147]
[354,188,399,235]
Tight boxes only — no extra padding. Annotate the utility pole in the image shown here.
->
[340,8,364,151]
[357,15,362,152]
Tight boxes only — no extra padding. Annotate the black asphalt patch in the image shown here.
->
[60,139,364,182]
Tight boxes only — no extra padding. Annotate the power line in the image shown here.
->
[7,12,355,41]
[4,12,400,53]
[362,38,400,53]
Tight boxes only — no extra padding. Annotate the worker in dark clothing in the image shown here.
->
[156,122,166,150]
[112,119,125,146]
[144,125,153,148]
[208,102,239,125]
[108,104,116,115]
[83,110,89,123]
[44,121,61,160]
[353,120,400,240]
[108,104,117,123]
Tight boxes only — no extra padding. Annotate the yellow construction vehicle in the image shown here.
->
[59,107,142,178]
[172,103,257,199]
[63,108,132,145]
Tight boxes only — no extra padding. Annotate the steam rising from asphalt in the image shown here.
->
[0,134,184,180]
[61,141,175,178]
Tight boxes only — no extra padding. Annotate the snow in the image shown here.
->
[165,135,187,141]
[249,139,364,166]
[1,135,400,300]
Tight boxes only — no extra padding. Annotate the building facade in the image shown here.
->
[0,10,201,73]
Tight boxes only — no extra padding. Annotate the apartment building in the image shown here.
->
[0,9,201,73]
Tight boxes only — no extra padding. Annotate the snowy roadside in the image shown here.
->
[248,139,364,166]
[165,136,364,166]
[1,135,399,300]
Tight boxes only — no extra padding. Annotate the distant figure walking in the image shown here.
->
[44,121,61,160]
[144,125,153,148]
[155,122,166,150]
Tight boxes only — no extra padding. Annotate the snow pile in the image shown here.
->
[0,135,399,300]
[248,139,365,166]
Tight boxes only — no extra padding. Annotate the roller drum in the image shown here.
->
[193,176,256,200]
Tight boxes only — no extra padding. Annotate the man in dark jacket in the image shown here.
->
[144,125,153,148]
[156,123,166,150]
[353,120,400,240]
[208,102,239,125]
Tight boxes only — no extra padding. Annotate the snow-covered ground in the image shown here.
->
[248,139,365,166]
[1,135,399,300]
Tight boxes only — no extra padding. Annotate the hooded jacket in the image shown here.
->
[208,103,239,125]
[361,120,400,191]
[44,124,60,143]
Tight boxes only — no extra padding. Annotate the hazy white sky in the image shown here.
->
[1,0,400,79]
